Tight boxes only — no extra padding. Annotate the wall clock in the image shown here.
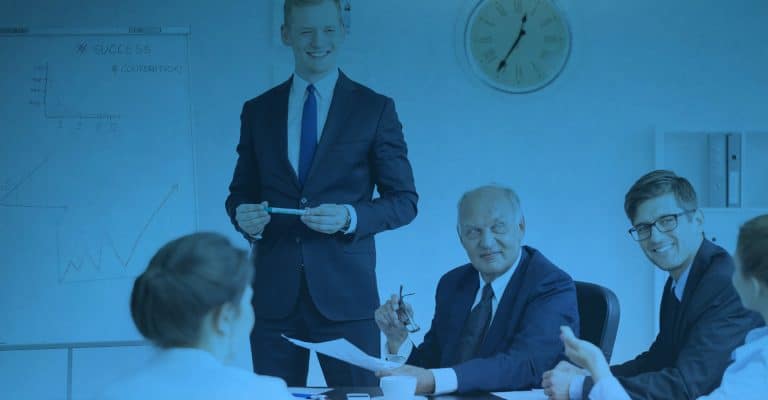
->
[463,0,571,93]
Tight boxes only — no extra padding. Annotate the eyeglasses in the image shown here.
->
[628,210,696,241]
[398,285,420,333]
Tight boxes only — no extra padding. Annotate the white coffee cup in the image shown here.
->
[380,375,417,400]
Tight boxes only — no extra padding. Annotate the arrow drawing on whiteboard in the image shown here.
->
[1,154,50,202]
[110,183,179,267]
[0,152,67,209]
[59,183,179,282]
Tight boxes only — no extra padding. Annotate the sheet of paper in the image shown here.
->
[287,387,331,395]
[491,389,547,400]
[283,335,401,372]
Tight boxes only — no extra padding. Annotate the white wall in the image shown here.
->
[2,0,767,392]
[0,349,68,400]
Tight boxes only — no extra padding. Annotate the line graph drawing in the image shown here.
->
[1,29,196,344]
[0,153,67,209]
[59,237,105,275]
[58,183,179,283]
[0,178,11,192]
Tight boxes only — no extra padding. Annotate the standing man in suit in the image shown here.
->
[375,185,579,395]
[225,0,418,387]
[542,170,763,400]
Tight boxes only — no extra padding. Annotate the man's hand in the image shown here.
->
[542,361,588,400]
[561,326,611,381]
[235,201,270,238]
[375,294,411,353]
[300,204,349,234]
[376,365,435,395]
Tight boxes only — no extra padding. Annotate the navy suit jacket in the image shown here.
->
[407,246,579,393]
[225,71,418,321]
[583,240,764,399]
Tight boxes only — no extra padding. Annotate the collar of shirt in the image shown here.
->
[670,260,693,301]
[286,69,339,172]
[290,69,339,108]
[473,247,523,318]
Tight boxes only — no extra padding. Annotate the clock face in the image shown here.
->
[464,0,571,93]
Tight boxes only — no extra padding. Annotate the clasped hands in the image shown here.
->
[235,201,350,238]
[542,326,610,400]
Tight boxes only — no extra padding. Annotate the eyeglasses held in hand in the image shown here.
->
[398,284,420,333]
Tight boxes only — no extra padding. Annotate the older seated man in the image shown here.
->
[375,184,579,395]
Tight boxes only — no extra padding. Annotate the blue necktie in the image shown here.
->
[298,84,317,185]
[455,283,494,363]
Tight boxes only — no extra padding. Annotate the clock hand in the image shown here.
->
[497,14,528,73]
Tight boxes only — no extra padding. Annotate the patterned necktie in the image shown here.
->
[455,283,494,363]
[298,84,317,185]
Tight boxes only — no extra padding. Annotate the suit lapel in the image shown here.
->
[659,277,675,329]
[442,270,480,365]
[304,71,355,187]
[672,241,711,343]
[270,77,301,191]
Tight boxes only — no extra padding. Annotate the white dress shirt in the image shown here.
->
[99,347,294,400]
[587,375,631,400]
[287,70,357,233]
[570,262,693,399]
[670,262,692,302]
[286,71,336,175]
[697,326,768,399]
[388,248,523,395]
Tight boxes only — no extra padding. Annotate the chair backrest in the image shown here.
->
[575,281,620,362]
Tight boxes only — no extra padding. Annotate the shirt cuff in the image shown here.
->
[431,368,458,395]
[591,376,630,400]
[384,340,413,363]
[342,204,357,234]
[569,375,586,400]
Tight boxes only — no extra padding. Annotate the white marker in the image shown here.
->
[265,206,308,216]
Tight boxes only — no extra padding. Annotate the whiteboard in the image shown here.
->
[0,28,197,345]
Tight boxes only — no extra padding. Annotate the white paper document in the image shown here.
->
[287,387,331,395]
[282,334,401,372]
[492,389,547,400]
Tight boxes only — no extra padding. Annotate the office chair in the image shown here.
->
[575,281,621,362]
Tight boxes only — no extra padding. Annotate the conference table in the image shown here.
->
[292,387,546,400]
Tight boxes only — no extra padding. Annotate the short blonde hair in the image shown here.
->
[283,0,342,26]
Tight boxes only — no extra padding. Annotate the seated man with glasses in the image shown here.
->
[374,185,579,395]
[542,170,763,400]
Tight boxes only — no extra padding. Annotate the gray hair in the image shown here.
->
[457,184,523,225]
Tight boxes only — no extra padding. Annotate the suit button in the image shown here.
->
[300,197,308,206]
[298,263,304,270]
[295,237,301,244]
